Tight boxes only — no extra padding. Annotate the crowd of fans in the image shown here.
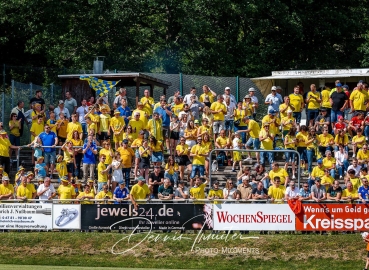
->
[0,80,368,206]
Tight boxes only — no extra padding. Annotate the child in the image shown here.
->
[15,166,25,188]
[30,115,45,142]
[110,110,125,149]
[98,105,111,144]
[28,136,43,165]
[334,115,347,135]
[232,133,242,172]
[46,111,57,133]
[34,156,47,178]
[55,154,67,183]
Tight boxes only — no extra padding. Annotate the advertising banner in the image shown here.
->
[0,203,52,230]
[52,204,81,230]
[295,203,369,231]
[213,204,295,231]
[81,203,213,231]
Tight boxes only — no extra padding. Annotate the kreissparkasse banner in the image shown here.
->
[81,203,213,231]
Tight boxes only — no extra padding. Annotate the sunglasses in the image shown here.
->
[303,186,308,188]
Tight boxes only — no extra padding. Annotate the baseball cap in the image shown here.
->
[61,176,69,182]
[2,176,9,181]
[336,83,342,87]
[268,109,277,115]
[276,86,282,90]
[136,176,145,182]
[123,139,129,144]
[248,88,255,92]
[114,110,120,114]
[56,154,63,161]
[359,80,364,84]
[320,108,327,112]
[317,159,323,164]
[271,86,277,91]
[342,85,349,89]
[244,95,251,99]
[17,166,25,172]
[26,171,34,177]
[58,100,64,104]
[225,87,231,90]
[118,181,125,185]
[134,112,140,116]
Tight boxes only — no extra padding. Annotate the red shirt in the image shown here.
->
[351,116,363,128]
[335,122,346,130]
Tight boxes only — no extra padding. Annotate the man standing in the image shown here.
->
[210,95,227,141]
[0,130,19,174]
[240,116,260,164]
[330,83,348,129]
[189,94,204,120]
[306,84,321,127]
[289,86,305,128]
[249,88,259,119]
[117,98,132,126]
[38,124,58,178]
[29,90,45,110]
[350,81,369,115]
[259,123,274,170]
[223,96,236,137]
[113,88,127,109]
[76,99,89,136]
[154,100,172,152]
[265,86,283,112]
[64,91,78,116]
[223,87,237,105]
[183,87,198,105]
[140,89,155,117]
[269,162,290,185]
[117,139,134,187]
[130,176,151,210]
[168,90,181,105]
[82,135,98,183]
[66,114,83,140]
[54,100,70,120]
[37,177,56,203]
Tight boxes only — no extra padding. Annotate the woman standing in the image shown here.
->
[233,102,247,144]
[176,136,192,181]
[139,139,151,183]
[184,120,197,148]
[71,130,83,179]
[150,136,164,167]
[61,140,76,180]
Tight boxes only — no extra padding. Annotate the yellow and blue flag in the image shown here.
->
[80,76,120,97]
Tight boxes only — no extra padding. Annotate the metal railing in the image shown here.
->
[208,149,301,188]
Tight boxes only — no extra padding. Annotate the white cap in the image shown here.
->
[225,87,231,90]
[276,86,282,90]
[248,88,255,92]
[271,86,277,91]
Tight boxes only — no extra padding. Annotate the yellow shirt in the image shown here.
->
[97,162,108,183]
[306,135,318,150]
[190,183,206,199]
[307,91,321,109]
[176,144,190,155]
[128,119,145,139]
[63,148,74,163]
[77,190,95,204]
[268,185,286,200]
[110,116,125,133]
[352,135,366,149]
[0,183,14,195]
[99,148,113,164]
[269,168,289,185]
[334,134,349,145]
[210,102,227,121]
[216,136,229,148]
[296,131,308,147]
[99,114,111,132]
[311,165,325,179]
[208,189,223,203]
[0,138,11,157]
[202,141,212,152]
[56,119,69,138]
[318,134,334,147]
[185,128,197,141]
[17,184,36,199]
[259,129,273,150]
[9,120,20,137]
[321,89,332,108]
[350,178,362,192]
[31,111,43,125]
[234,109,247,127]
[122,133,134,146]
[357,149,369,161]
[321,175,334,191]
[147,119,163,141]
[71,138,83,147]
[88,122,98,135]
[118,148,135,168]
[284,134,296,149]
[281,116,295,131]
[191,144,207,165]
[30,122,44,142]
[131,183,150,200]
[198,125,212,138]
[199,92,215,103]
[342,188,359,198]
[56,161,68,178]
[46,119,57,134]
[150,141,163,152]
[132,109,148,126]
[262,115,280,135]
[242,102,253,116]
[57,184,76,200]
[139,146,150,158]
[248,119,260,138]
[172,103,185,116]
[66,122,82,140]
[140,97,155,116]
[279,104,294,119]
[323,157,336,169]
[95,191,113,201]
[350,89,369,111]
[165,163,179,175]
[289,93,304,112]
[131,138,143,149]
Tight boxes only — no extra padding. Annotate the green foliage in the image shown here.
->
[0,0,368,77]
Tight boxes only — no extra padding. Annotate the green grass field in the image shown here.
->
[0,231,366,270]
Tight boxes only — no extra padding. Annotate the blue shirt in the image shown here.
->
[154,106,172,127]
[35,163,46,177]
[299,187,311,198]
[358,186,369,201]
[265,93,283,112]
[38,131,57,152]
[114,186,129,203]
[117,106,132,125]
[82,142,97,164]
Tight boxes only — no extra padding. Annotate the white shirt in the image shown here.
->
[335,150,347,165]
[183,94,198,105]
[223,102,236,120]
[347,164,362,177]
[223,94,237,105]
[37,184,56,203]
[54,106,70,120]
[76,105,88,124]
[285,186,300,198]
[223,188,237,199]
[233,138,241,150]
[112,160,123,182]
[250,95,259,105]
